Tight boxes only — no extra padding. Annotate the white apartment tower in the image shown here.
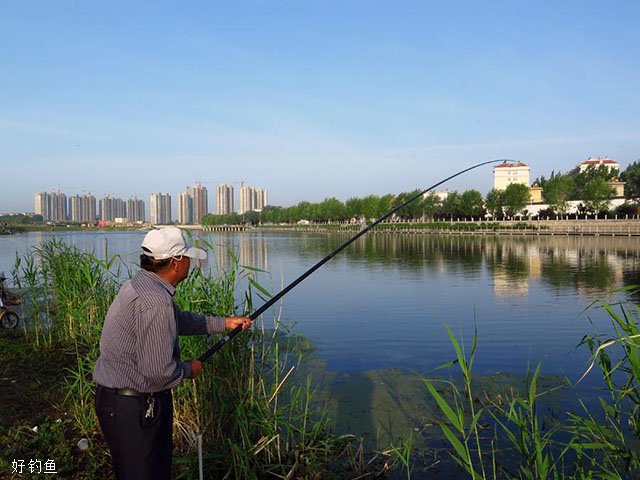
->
[216,184,234,215]
[493,161,530,190]
[239,185,268,214]
[178,192,193,225]
[150,193,172,225]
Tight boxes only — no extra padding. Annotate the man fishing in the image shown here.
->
[93,226,251,480]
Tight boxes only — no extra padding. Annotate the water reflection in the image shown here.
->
[212,233,270,273]
[5,230,637,307]
[274,233,639,296]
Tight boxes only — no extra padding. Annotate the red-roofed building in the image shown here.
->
[576,156,619,173]
[493,161,530,190]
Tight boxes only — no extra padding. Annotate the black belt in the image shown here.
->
[97,385,169,397]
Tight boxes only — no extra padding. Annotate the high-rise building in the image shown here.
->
[187,184,208,224]
[256,188,268,211]
[239,185,268,214]
[179,184,208,224]
[35,191,68,223]
[215,184,234,215]
[53,193,67,223]
[150,193,172,224]
[100,195,126,222]
[178,192,192,225]
[126,197,145,223]
[69,194,97,223]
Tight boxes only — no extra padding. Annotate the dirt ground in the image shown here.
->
[0,330,111,479]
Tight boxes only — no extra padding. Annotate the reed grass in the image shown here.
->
[11,239,376,479]
[422,325,492,479]
[387,431,414,480]
[423,297,640,479]
[568,296,640,478]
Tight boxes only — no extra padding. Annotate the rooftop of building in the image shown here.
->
[494,161,529,168]
[579,156,619,166]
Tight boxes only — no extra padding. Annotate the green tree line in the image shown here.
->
[203,160,640,226]
[202,183,535,225]
[532,164,621,215]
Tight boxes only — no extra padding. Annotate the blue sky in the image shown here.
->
[1,0,639,213]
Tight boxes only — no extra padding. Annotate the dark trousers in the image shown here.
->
[95,386,173,480]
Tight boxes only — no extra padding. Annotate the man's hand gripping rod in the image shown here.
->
[199,158,509,363]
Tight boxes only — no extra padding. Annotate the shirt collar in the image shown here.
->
[138,268,176,296]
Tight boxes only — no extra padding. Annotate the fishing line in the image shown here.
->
[199,158,511,362]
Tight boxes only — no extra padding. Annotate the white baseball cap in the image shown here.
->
[141,227,207,260]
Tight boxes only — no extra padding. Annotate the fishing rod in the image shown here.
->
[199,158,510,362]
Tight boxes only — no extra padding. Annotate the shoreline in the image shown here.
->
[5,218,640,238]
[249,219,640,237]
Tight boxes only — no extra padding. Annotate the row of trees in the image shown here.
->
[201,183,536,225]
[532,164,619,214]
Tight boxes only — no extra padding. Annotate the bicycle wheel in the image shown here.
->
[1,311,18,329]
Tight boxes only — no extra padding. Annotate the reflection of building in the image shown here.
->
[238,236,270,271]
[212,235,270,273]
[526,245,542,279]
[493,272,529,297]
[216,184,234,215]
[214,239,232,273]
[490,241,530,297]
[493,161,530,190]
[150,193,172,224]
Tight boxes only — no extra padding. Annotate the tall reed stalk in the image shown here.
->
[422,326,491,479]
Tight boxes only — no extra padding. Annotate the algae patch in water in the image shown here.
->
[294,359,571,451]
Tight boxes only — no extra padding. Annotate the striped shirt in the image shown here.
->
[93,269,226,393]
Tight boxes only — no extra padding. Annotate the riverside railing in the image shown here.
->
[255,220,640,237]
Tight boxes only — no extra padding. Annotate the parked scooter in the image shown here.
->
[0,272,20,329]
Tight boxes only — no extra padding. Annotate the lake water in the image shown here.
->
[2,229,638,468]
[2,230,637,379]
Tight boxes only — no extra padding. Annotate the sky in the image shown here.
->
[1,0,639,214]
